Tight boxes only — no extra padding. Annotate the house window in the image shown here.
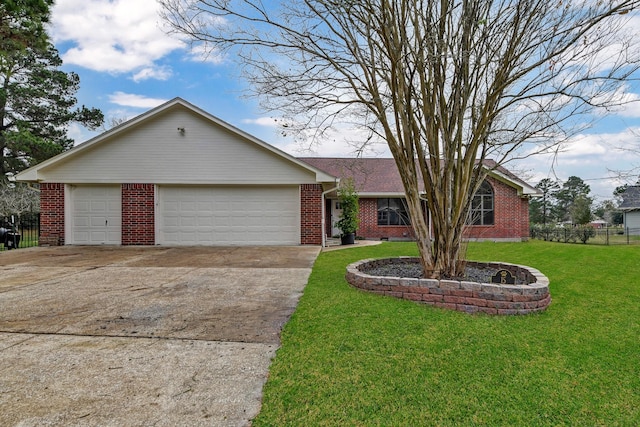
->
[378,198,411,226]
[470,180,494,226]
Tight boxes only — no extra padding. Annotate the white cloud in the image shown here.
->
[186,44,226,65]
[108,92,168,109]
[66,122,89,144]
[242,117,279,127]
[589,85,640,118]
[514,126,640,200]
[561,134,608,157]
[50,0,184,74]
[271,123,390,158]
[613,92,640,118]
[131,66,173,82]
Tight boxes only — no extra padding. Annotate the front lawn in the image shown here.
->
[253,240,640,426]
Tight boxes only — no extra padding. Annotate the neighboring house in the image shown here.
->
[299,158,540,241]
[619,185,640,232]
[16,98,337,247]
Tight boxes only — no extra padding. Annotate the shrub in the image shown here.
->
[531,224,595,244]
[575,225,596,244]
[336,178,359,235]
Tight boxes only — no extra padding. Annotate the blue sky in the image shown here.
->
[49,0,640,204]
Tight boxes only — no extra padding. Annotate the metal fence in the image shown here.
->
[531,226,640,246]
[0,214,40,251]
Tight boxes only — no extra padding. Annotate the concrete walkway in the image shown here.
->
[322,239,383,251]
[0,246,319,426]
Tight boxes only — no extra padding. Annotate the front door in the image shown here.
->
[331,199,342,236]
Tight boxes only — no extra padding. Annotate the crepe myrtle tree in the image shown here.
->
[161,0,640,278]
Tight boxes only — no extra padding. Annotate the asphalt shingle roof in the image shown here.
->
[298,158,411,193]
[619,185,640,210]
[297,157,535,195]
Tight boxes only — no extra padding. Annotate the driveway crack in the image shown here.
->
[0,333,38,352]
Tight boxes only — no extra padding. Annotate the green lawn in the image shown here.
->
[253,240,640,426]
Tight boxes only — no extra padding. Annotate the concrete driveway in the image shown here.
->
[0,245,319,426]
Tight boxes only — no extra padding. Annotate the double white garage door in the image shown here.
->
[68,185,300,245]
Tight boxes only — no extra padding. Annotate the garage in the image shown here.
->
[68,185,122,245]
[157,186,300,245]
[16,98,336,247]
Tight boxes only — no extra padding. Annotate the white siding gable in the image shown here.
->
[32,105,319,185]
[625,211,640,230]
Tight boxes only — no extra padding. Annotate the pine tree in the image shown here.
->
[0,0,104,177]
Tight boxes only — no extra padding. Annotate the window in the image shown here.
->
[378,198,411,226]
[469,181,494,226]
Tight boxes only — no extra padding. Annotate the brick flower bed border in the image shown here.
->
[345,258,551,315]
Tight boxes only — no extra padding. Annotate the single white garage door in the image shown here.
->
[68,185,122,245]
[157,186,300,245]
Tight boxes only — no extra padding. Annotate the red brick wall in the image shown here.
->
[465,177,530,240]
[301,184,323,245]
[122,184,155,245]
[357,198,416,240]
[355,178,530,241]
[40,183,65,246]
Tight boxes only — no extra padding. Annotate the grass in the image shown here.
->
[253,240,640,426]
[0,233,38,251]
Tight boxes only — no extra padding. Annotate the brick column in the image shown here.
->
[40,183,65,246]
[300,184,323,245]
[121,184,155,245]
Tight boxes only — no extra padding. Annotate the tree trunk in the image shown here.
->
[402,184,434,276]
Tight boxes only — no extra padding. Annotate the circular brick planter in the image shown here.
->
[345,258,551,315]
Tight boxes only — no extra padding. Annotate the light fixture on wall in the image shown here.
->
[177,127,186,135]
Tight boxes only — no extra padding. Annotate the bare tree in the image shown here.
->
[160,0,640,278]
[100,115,131,133]
[0,181,39,228]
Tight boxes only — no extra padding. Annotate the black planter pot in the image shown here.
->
[341,233,356,245]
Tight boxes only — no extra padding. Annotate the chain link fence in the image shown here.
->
[531,226,640,245]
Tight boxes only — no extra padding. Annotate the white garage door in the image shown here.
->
[157,186,300,245]
[69,185,122,245]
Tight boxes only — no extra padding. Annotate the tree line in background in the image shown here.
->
[529,176,626,227]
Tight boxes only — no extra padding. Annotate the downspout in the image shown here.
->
[321,180,340,247]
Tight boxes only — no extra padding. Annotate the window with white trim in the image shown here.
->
[470,181,494,226]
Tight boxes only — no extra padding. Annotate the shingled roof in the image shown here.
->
[619,186,640,210]
[297,157,539,197]
[297,158,410,195]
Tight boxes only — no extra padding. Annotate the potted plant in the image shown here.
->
[336,178,359,245]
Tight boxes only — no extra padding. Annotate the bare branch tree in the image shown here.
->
[160,0,640,278]
[100,115,130,133]
[0,181,40,226]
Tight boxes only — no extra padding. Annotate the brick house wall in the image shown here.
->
[39,183,65,246]
[357,198,417,240]
[121,184,155,245]
[300,184,323,245]
[355,177,530,241]
[464,176,530,241]
[40,183,325,247]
